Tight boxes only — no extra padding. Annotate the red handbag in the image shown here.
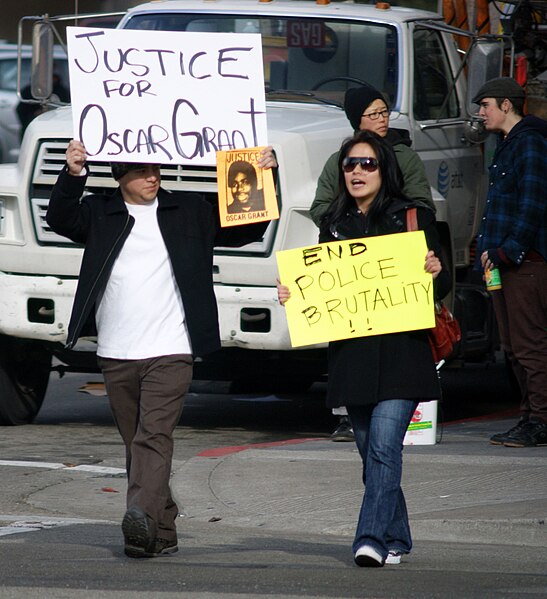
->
[406,208,461,362]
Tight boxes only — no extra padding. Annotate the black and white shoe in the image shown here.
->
[331,417,355,442]
[354,545,384,567]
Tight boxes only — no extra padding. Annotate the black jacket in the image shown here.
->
[46,167,269,357]
[320,199,451,407]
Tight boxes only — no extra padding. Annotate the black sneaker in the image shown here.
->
[144,538,178,557]
[122,506,155,558]
[489,418,529,445]
[331,416,354,442]
[503,419,547,448]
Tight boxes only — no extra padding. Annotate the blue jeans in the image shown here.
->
[347,399,418,559]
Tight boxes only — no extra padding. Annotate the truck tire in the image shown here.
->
[0,337,51,425]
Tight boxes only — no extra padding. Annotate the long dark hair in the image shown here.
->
[323,130,405,232]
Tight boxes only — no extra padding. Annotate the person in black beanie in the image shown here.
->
[309,83,435,443]
[310,84,433,226]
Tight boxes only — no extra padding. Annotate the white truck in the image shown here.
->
[0,0,502,424]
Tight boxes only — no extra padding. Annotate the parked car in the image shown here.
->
[0,43,69,163]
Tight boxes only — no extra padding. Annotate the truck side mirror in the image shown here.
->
[465,38,504,116]
[31,20,54,100]
[463,38,505,144]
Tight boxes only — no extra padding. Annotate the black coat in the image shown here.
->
[46,167,269,357]
[320,199,451,407]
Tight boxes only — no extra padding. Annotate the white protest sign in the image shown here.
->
[66,27,267,165]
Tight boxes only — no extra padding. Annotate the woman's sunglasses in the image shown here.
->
[342,157,379,173]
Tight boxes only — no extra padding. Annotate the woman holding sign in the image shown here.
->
[278,130,450,567]
[312,84,434,443]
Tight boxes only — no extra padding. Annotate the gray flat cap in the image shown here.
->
[472,77,525,104]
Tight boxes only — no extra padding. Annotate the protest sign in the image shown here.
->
[216,147,278,227]
[276,231,435,347]
[66,27,267,165]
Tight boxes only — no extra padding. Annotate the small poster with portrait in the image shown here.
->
[216,147,279,227]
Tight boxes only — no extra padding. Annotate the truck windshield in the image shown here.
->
[124,14,398,107]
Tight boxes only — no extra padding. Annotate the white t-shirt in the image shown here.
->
[95,199,192,359]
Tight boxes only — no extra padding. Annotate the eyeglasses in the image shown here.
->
[361,109,389,121]
[342,157,379,173]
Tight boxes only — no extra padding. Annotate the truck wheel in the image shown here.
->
[0,337,51,425]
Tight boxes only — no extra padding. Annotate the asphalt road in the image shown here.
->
[0,359,540,599]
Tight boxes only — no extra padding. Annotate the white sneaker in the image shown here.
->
[385,550,403,565]
[354,545,384,567]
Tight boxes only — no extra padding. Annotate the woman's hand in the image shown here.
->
[277,279,290,305]
[424,250,442,279]
[258,146,277,169]
[66,139,87,176]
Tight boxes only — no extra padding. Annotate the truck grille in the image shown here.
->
[32,141,218,192]
[30,140,274,254]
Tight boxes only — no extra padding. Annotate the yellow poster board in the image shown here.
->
[276,231,435,347]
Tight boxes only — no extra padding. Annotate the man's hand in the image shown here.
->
[481,249,502,271]
[66,139,87,176]
[258,146,278,170]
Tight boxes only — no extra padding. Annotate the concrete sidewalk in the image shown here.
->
[173,415,547,548]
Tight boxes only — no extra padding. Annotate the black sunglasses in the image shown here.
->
[342,157,379,173]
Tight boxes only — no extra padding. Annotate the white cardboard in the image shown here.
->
[67,27,267,165]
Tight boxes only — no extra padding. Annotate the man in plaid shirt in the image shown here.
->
[474,77,547,447]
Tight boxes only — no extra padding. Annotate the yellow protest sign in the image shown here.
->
[276,231,435,347]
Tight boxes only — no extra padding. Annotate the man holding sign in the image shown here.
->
[47,140,276,558]
[277,131,450,567]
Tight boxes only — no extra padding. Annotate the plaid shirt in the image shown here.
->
[476,115,547,264]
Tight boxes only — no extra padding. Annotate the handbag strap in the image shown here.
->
[406,206,441,311]
[406,207,418,232]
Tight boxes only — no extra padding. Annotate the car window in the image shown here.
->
[0,58,31,92]
[0,56,69,95]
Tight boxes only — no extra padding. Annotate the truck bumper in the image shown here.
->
[214,285,318,351]
[0,272,75,343]
[0,275,317,352]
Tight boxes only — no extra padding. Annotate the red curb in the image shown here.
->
[197,437,324,457]
[197,408,520,457]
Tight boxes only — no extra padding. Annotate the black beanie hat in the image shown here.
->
[344,84,388,131]
[110,162,148,181]
[472,77,525,104]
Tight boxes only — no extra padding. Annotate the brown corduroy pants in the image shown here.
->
[98,354,193,542]
[491,261,547,424]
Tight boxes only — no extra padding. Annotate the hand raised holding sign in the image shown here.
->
[257,145,277,170]
[66,139,88,176]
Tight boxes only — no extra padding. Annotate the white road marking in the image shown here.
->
[0,515,116,537]
[0,460,125,475]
